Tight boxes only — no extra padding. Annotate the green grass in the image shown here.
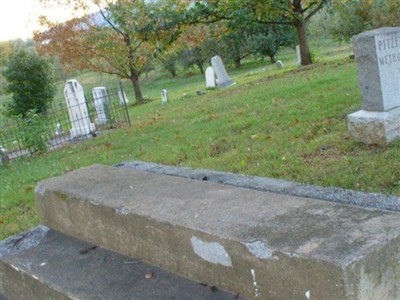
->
[4,41,399,240]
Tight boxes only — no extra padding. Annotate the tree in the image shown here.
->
[157,53,179,77]
[0,41,13,68]
[154,24,213,76]
[2,49,55,117]
[330,0,400,42]
[181,0,329,65]
[212,22,297,68]
[35,0,180,103]
[0,39,35,96]
[219,28,252,68]
[248,24,297,64]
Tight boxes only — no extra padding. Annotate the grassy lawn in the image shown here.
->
[3,41,400,240]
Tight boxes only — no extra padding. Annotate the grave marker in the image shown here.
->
[296,45,301,65]
[205,66,216,88]
[211,56,234,88]
[275,60,283,69]
[64,79,95,138]
[118,90,129,105]
[55,123,63,136]
[348,27,400,145]
[92,87,110,125]
[161,89,168,104]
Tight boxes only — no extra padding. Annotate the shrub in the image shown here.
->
[2,49,56,117]
[15,110,50,155]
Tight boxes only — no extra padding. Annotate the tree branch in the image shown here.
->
[98,7,125,37]
[304,0,328,22]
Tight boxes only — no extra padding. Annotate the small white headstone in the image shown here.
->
[211,56,234,88]
[55,123,63,136]
[92,87,110,125]
[118,90,129,105]
[0,146,8,165]
[296,45,301,65]
[64,79,95,138]
[205,66,216,88]
[275,60,283,69]
[161,89,168,104]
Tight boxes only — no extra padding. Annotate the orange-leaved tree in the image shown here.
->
[35,0,180,103]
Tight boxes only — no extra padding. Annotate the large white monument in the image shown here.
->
[64,79,95,138]
[348,27,400,145]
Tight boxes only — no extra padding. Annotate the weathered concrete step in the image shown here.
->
[0,226,244,300]
[35,164,400,300]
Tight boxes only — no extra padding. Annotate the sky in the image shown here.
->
[0,0,97,42]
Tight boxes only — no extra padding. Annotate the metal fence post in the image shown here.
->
[119,80,131,126]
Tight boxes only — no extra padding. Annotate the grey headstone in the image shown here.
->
[348,27,400,145]
[353,27,400,112]
[92,87,110,125]
[275,60,283,69]
[211,56,233,88]
[196,90,206,96]
[118,90,129,105]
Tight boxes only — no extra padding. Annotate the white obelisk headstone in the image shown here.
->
[64,79,95,138]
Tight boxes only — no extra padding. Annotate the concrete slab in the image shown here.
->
[117,161,400,212]
[35,164,400,300]
[0,226,243,300]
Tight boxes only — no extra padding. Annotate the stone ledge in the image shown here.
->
[117,161,400,212]
[0,226,242,300]
[34,164,400,300]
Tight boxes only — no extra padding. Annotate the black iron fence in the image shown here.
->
[0,86,131,161]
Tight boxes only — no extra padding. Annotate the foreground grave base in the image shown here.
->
[348,106,400,146]
[1,164,400,299]
[0,226,241,300]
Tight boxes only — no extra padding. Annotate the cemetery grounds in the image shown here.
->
[1,39,400,240]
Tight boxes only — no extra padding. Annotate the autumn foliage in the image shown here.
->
[35,0,181,103]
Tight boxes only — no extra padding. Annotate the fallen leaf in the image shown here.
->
[25,186,33,193]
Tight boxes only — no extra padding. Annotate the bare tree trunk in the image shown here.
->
[295,21,312,65]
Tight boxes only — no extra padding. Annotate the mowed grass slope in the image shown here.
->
[2,57,400,239]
